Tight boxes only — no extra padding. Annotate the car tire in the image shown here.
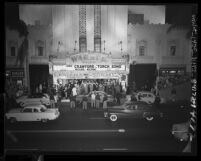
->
[145,116,154,121]
[20,102,24,107]
[110,114,117,122]
[10,117,16,123]
[41,119,48,123]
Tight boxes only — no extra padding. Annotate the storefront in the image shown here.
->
[49,52,129,85]
[6,68,25,86]
[159,64,186,76]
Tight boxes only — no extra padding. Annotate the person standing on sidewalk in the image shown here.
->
[70,93,76,111]
[115,83,121,105]
[103,94,108,117]
[171,87,177,102]
[91,91,96,109]
[95,93,100,109]
[82,95,88,111]
[50,92,55,108]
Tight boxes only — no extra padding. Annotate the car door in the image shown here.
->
[19,108,33,121]
[33,108,41,121]
[119,103,138,118]
[130,102,148,118]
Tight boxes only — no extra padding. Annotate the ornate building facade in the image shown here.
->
[6,5,191,93]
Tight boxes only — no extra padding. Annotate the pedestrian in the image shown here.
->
[70,93,76,111]
[50,92,55,108]
[171,88,177,101]
[103,94,108,117]
[72,85,77,96]
[95,93,100,109]
[154,93,161,106]
[91,91,96,109]
[82,95,88,111]
[121,80,126,93]
[39,83,42,93]
[115,83,121,105]
[36,86,39,94]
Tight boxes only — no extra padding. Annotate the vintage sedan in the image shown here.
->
[76,91,114,104]
[16,93,50,107]
[171,121,190,142]
[5,104,60,123]
[135,91,156,104]
[104,101,163,122]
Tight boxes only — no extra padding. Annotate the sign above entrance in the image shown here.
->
[54,64,126,71]
[62,52,127,64]
[53,70,128,79]
[66,52,112,64]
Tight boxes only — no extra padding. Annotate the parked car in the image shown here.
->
[171,121,190,142]
[5,104,60,123]
[135,91,156,104]
[159,99,191,123]
[76,91,114,104]
[104,101,163,122]
[16,93,50,107]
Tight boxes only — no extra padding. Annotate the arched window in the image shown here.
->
[136,40,147,56]
[8,40,18,56]
[36,40,45,56]
[167,40,178,56]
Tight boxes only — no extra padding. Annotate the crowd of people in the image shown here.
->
[47,79,127,110]
[157,74,190,90]
[52,79,126,100]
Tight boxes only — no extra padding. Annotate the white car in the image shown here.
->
[5,104,60,123]
[171,121,190,142]
[16,93,50,107]
[135,91,156,104]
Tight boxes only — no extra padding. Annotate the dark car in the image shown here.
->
[104,101,163,122]
[159,99,191,124]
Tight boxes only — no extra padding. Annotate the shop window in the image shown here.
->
[169,70,176,74]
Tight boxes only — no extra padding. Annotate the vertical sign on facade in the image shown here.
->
[79,5,87,52]
[94,5,101,52]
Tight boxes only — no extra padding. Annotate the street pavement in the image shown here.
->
[4,101,189,153]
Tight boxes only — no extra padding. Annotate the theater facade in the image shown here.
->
[6,5,191,93]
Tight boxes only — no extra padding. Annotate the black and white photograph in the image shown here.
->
[4,3,197,159]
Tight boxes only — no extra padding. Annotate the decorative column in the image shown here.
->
[79,5,87,52]
[94,5,101,52]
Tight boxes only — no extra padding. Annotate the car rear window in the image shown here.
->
[23,108,32,112]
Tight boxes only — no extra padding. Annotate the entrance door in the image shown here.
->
[129,64,157,90]
[29,65,49,94]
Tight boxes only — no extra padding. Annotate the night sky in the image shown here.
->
[5,3,196,27]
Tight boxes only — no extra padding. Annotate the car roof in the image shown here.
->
[137,91,154,94]
[24,104,46,109]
